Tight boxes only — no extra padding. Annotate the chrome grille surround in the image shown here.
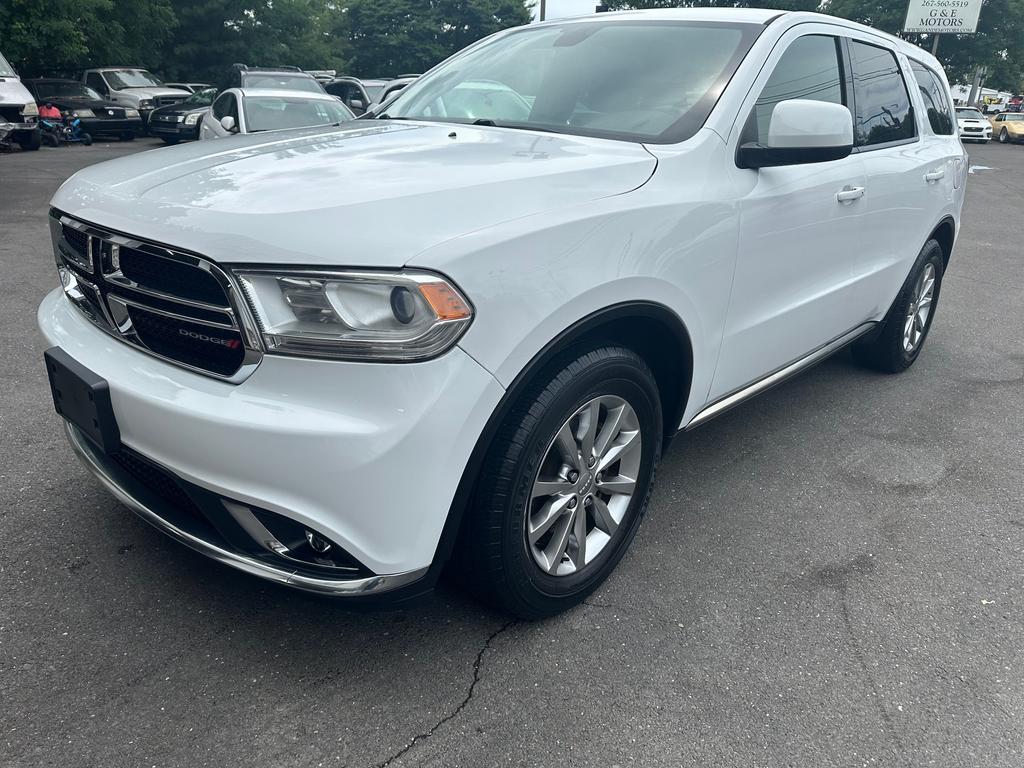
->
[50,210,264,382]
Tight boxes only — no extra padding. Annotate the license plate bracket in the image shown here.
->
[44,347,121,454]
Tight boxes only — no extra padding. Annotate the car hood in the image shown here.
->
[115,87,188,98]
[51,121,657,267]
[957,118,986,125]
[0,77,33,107]
[46,97,123,111]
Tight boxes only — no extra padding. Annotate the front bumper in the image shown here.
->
[39,288,505,591]
[82,117,144,136]
[147,121,200,141]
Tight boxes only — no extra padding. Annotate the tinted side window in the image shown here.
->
[86,73,107,94]
[910,61,954,135]
[746,35,844,143]
[212,93,230,120]
[849,40,915,147]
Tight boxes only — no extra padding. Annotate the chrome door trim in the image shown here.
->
[685,322,876,430]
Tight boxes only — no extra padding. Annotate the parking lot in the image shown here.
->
[2,137,1023,767]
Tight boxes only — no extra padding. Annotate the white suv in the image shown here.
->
[39,10,965,618]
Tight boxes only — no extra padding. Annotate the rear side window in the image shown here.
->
[909,60,954,135]
[746,35,845,144]
[849,40,915,147]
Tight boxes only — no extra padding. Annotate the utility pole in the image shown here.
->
[931,34,940,56]
[539,0,546,21]
[967,65,986,106]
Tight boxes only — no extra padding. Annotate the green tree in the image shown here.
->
[343,0,532,77]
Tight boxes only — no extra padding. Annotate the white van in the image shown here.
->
[0,50,41,150]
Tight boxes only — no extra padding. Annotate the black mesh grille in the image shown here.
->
[119,248,229,307]
[0,105,24,122]
[62,225,88,257]
[129,306,245,376]
[110,448,204,521]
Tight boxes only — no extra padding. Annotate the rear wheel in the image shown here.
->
[1000,128,1010,143]
[459,345,663,619]
[853,239,944,373]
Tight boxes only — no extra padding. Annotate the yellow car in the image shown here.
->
[990,112,1024,143]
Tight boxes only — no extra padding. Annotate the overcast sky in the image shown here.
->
[531,0,603,21]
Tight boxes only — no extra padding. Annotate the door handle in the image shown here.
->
[924,169,945,182]
[836,185,865,203]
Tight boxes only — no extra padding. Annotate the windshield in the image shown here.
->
[383,20,760,143]
[104,69,163,89]
[35,82,102,100]
[243,95,353,132]
[242,73,323,93]
[0,52,16,77]
[184,87,217,106]
[955,108,983,118]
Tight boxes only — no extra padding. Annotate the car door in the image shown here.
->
[710,31,868,401]
[841,38,947,320]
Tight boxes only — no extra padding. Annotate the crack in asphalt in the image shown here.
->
[373,620,516,768]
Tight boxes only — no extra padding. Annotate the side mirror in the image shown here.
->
[738,99,854,169]
[220,115,237,133]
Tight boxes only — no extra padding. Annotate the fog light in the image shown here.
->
[305,530,332,553]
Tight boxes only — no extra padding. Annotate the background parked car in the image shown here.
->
[147,87,217,144]
[164,82,213,94]
[198,88,353,139]
[80,68,189,129]
[0,49,41,150]
[990,111,1024,143]
[369,76,418,111]
[221,64,326,94]
[955,106,991,143]
[323,76,372,115]
[25,79,143,141]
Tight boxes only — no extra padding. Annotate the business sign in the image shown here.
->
[904,0,983,34]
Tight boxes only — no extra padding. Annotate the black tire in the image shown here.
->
[853,239,944,373]
[120,132,135,142]
[160,137,179,145]
[459,345,663,619]
[81,133,92,146]
[17,129,42,151]
[1000,128,1009,143]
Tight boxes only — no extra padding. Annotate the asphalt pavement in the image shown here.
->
[1,136,1022,768]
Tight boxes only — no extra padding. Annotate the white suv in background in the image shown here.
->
[39,10,965,618]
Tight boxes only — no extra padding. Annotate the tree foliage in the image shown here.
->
[0,0,532,83]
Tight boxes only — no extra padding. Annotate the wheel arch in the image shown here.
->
[929,215,956,270]
[426,301,694,580]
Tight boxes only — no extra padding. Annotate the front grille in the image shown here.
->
[0,104,26,123]
[129,306,245,376]
[51,211,261,380]
[155,96,185,108]
[119,247,227,305]
[110,447,205,523]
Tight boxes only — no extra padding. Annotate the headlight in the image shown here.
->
[233,269,473,361]
[184,112,201,126]
[22,101,39,117]
[125,108,140,118]
[76,109,95,118]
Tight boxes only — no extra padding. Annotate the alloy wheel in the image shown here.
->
[526,395,643,576]
[903,262,936,353]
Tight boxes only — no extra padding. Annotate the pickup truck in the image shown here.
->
[81,68,189,129]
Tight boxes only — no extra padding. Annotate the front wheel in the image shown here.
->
[459,345,663,619]
[853,239,944,373]
[1000,128,1010,143]
[81,133,92,146]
